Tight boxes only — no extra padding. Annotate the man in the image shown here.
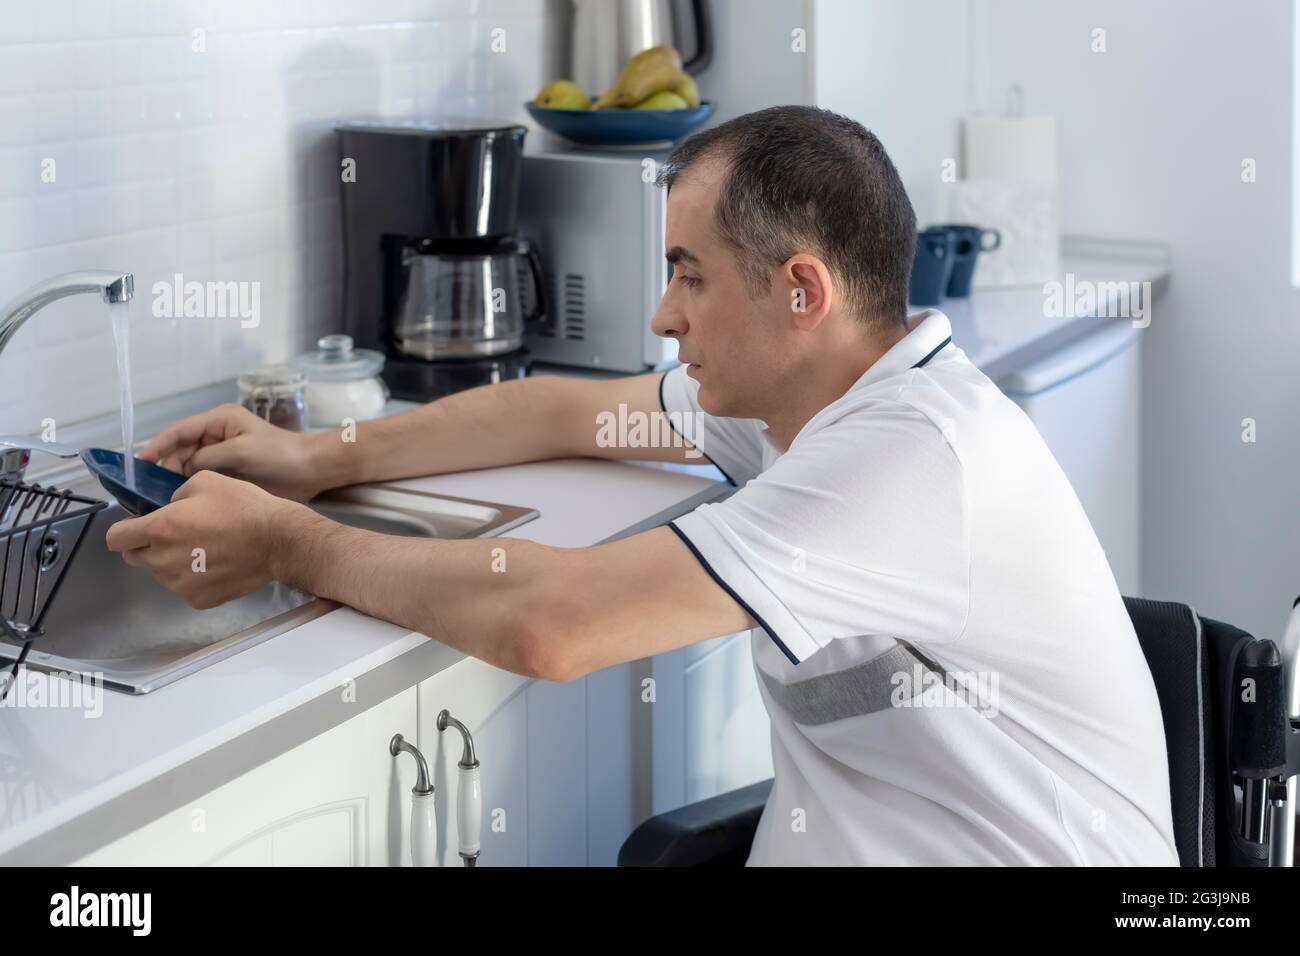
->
[108,106,1179,866]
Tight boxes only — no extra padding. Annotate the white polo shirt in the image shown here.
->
[661,310,1179,866]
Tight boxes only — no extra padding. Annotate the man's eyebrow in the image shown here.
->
[665,246,699,266]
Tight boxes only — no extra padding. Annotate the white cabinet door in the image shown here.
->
[682,631,772,804]
[650,630,772,814]
[419,656,653,867]
[585,660,649,866]
[75,688,419,866]
[417,657,531,866]
[526,676,588,865]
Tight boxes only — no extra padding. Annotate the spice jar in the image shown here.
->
[237,365,307,431]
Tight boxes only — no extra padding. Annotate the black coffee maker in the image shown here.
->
[336,120,547,401]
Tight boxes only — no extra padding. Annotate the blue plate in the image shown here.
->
[526,101,716,147]
[80,448,187,516]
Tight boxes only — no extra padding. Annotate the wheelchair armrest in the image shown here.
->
[618,778,774,867]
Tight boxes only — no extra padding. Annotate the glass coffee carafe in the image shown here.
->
[389,238,547,361]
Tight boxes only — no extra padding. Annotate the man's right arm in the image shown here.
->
[140,373,698,499]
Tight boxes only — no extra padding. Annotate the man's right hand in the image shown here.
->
[138,404,341,502]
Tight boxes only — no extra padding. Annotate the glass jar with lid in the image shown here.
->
[237,365,307,431]
[291,334,389,428]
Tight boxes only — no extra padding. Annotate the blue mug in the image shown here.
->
[909,227,957,307]
[935,224,1001,298]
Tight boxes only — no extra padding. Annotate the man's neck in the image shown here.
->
[761,319,911,451]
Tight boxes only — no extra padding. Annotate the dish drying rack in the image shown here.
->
[0,478,107,699]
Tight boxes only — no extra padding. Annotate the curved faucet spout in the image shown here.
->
[0,270,134,355]
[0,270,135,483]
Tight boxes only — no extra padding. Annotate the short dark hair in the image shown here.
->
[657,105,916,335]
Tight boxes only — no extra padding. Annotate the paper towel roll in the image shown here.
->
[962,115,1058,183]
[956,113,1060,287]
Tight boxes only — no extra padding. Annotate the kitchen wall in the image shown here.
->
[976,0,1300,640]
[0,0,564,436]
[811,0,978,226]
[691,0,812,124]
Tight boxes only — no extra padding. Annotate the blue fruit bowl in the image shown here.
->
[525,101,716,147]
[81,448,188,516]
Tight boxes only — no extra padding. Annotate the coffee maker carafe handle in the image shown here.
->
[519,239,551,329]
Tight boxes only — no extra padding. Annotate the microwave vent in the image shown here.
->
[562,273,585,340]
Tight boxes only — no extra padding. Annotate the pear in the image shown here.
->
[674,74,701,108]
[592,85,620,110]
[610,45,684,108]
[635,91,689,110]
[534,79,591,110]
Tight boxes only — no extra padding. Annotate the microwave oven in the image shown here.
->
[518,150,678,372]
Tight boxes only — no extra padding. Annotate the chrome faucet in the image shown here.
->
[0,271,134,485]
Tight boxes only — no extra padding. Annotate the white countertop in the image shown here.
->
[0,238,1168,864]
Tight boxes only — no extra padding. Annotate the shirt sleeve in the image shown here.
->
[668,402,971,664]
[659,365,767,487]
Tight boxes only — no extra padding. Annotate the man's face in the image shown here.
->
[650,160,792,420]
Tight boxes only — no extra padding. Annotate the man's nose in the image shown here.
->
[650,289,686,339]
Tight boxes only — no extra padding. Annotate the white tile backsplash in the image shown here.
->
[0,0,562,437]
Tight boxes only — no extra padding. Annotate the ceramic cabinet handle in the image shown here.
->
[389,733,436,867]
[409,790,437,867]
[438,709,482,867]
[456,764,482,861]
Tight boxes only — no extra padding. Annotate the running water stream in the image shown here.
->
[108,300,135,489]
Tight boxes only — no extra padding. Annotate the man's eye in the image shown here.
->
[677,274,700,288]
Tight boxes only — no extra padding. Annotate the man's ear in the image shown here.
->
[784,255,834,330]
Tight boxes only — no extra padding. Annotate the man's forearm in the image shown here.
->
[312,376,588,488]
[273,504,564,678]
[265,489,751,683]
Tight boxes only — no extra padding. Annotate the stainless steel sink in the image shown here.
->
[0,477,538,694]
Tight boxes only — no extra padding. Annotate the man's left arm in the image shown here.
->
[106,471,755,681]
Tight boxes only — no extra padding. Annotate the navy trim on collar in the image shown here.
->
[912,336,952,370]
[659,371,738,487]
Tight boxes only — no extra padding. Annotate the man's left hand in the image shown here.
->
[105,470,305,609]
